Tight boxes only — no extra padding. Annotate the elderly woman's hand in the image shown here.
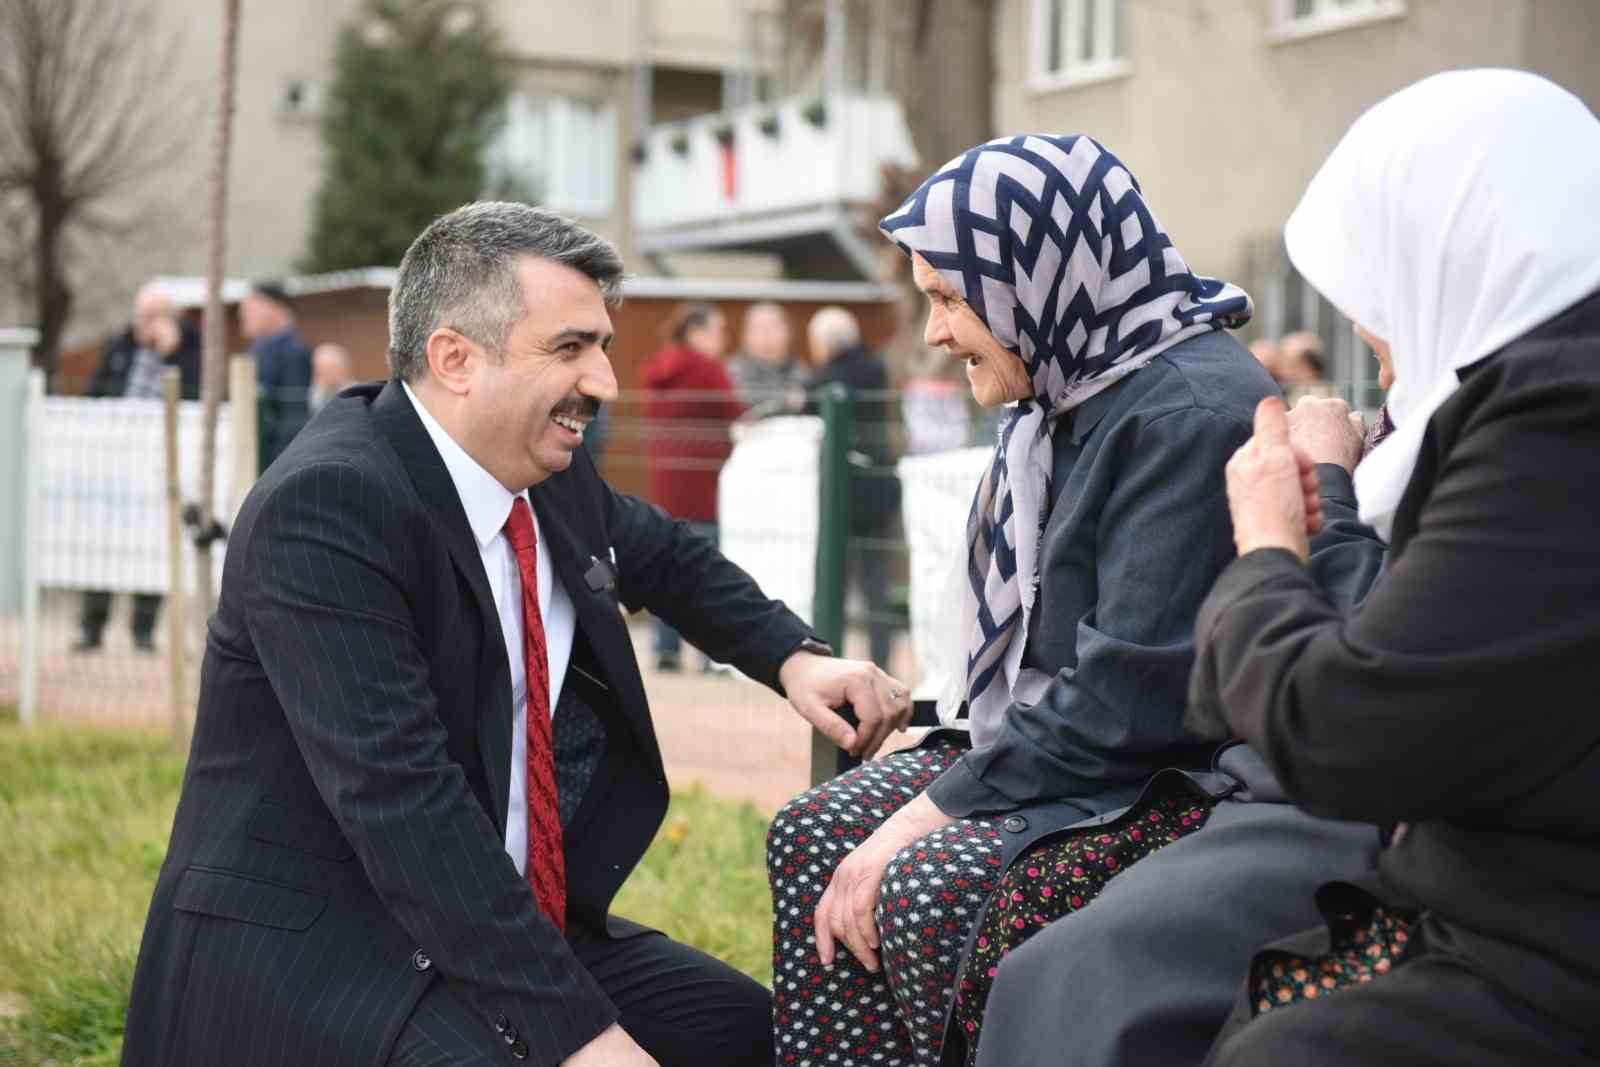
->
[1288,395,1367,473]
[1226,398,1323,560]
[814,792,953,973]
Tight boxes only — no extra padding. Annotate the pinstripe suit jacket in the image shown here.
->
[121,380,816,1067]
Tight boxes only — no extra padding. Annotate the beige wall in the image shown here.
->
[991,0,1598,296]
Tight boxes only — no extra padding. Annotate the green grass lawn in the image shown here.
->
[0,717,773,1065]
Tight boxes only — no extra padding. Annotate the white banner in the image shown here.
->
[31,397,233,593]
[897,447,991,701]
[717,416,822,628]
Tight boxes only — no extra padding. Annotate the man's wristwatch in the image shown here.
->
[796,637,835,658]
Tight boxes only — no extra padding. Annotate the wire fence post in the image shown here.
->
[810,382,854,785]
[162,369,189,748]
[18,368,44,727]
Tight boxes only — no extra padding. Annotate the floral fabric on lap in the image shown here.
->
[1252,904,1416,1016]
[948,780,1217,1064]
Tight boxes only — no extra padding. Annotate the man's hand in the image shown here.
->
[562,1024,658,1067]
[814,792,953,972]
[1288,395,1366,474]
[779,651,912,759]
[1227,398,1323,560]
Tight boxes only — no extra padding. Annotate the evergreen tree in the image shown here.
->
[305,0,512,272]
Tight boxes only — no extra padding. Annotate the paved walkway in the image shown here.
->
[1,598,923,815]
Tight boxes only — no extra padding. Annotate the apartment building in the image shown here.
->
[992,0,1600,403]
[19,0,788,349]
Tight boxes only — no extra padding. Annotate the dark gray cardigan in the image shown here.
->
[924,328,1276,859]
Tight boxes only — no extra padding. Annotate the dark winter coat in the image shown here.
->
[86,320,201,400]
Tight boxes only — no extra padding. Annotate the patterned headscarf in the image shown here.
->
[880,134,1251,742]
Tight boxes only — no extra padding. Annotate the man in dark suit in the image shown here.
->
[122,203,911,1067]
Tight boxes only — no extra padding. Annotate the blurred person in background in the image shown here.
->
[804,306,900,667]
[1194,68,1600,1067]
[641,301,742,671]
[308,341,354,416]
[1248,336,1283,384]
[241,280,313,468]
[1278,330,1336,404]
[74,280,201,653]
[727,300,805,417]
[901,344,973,454]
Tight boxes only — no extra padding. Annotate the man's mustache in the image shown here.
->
[552,395,601,420]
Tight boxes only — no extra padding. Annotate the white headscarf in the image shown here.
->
[1285,69,1600,542]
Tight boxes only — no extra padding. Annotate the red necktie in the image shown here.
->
[504,498,566,932]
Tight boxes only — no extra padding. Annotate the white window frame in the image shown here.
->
[1270,0,1407,43]
[1029,0,1131,94]
[486,92,618,218]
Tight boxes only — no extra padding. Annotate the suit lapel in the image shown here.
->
[370,381,513,831]
[530,472,663,768]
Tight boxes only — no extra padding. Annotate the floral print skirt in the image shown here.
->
[1251,900,1418,1016]
[947,777,1218,1064]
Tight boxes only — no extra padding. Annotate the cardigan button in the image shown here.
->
[411,949,432,972]
[1002,816,1028,833]
[494,1013,509,1034]
[510,1039,529,1060]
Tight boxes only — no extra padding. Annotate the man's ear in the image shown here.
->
[424,328,476,397]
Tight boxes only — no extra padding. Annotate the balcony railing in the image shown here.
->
[631,92,917,245]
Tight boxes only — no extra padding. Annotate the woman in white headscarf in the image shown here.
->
[1191,69,1600,1066]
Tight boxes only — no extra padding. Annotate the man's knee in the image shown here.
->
[635,969,773,1067]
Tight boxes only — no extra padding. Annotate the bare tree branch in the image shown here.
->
[0,0,195,376]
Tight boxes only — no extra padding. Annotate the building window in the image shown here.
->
[1273,0,1407,40]
[485,92,617,217]
[278,79,323,122]
[1031,0,1129,90]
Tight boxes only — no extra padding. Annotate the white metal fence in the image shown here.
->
[2,361,254,728]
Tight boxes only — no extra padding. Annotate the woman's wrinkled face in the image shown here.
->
[910,252,1031,409]
[1353,323,1395,390]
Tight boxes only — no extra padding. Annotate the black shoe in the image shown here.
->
[133,634,157,654]
[656,654,681,673]
[71,635,103,654]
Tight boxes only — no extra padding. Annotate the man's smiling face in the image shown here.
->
[462,255,618,490]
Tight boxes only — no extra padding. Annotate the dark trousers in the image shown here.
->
[80,590,162,644]
[387,923,772,1067]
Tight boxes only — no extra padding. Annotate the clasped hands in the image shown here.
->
[1227,395,1366,560]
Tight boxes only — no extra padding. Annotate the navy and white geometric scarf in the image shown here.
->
[880,134,1252,743]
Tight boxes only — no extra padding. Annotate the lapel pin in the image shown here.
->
[584,554,617,592]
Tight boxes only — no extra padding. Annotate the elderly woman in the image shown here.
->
[1191,70,1600,1066]
[767,134,1290,1067]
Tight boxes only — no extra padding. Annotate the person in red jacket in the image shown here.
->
[642,302,743,670]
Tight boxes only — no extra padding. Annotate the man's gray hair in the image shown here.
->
[807,305,860,358]
[387,201,624,381]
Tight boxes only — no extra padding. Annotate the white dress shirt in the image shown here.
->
[404,383,576,877]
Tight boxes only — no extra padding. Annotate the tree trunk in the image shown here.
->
[30,182,70,383]
[195,0,241,628]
